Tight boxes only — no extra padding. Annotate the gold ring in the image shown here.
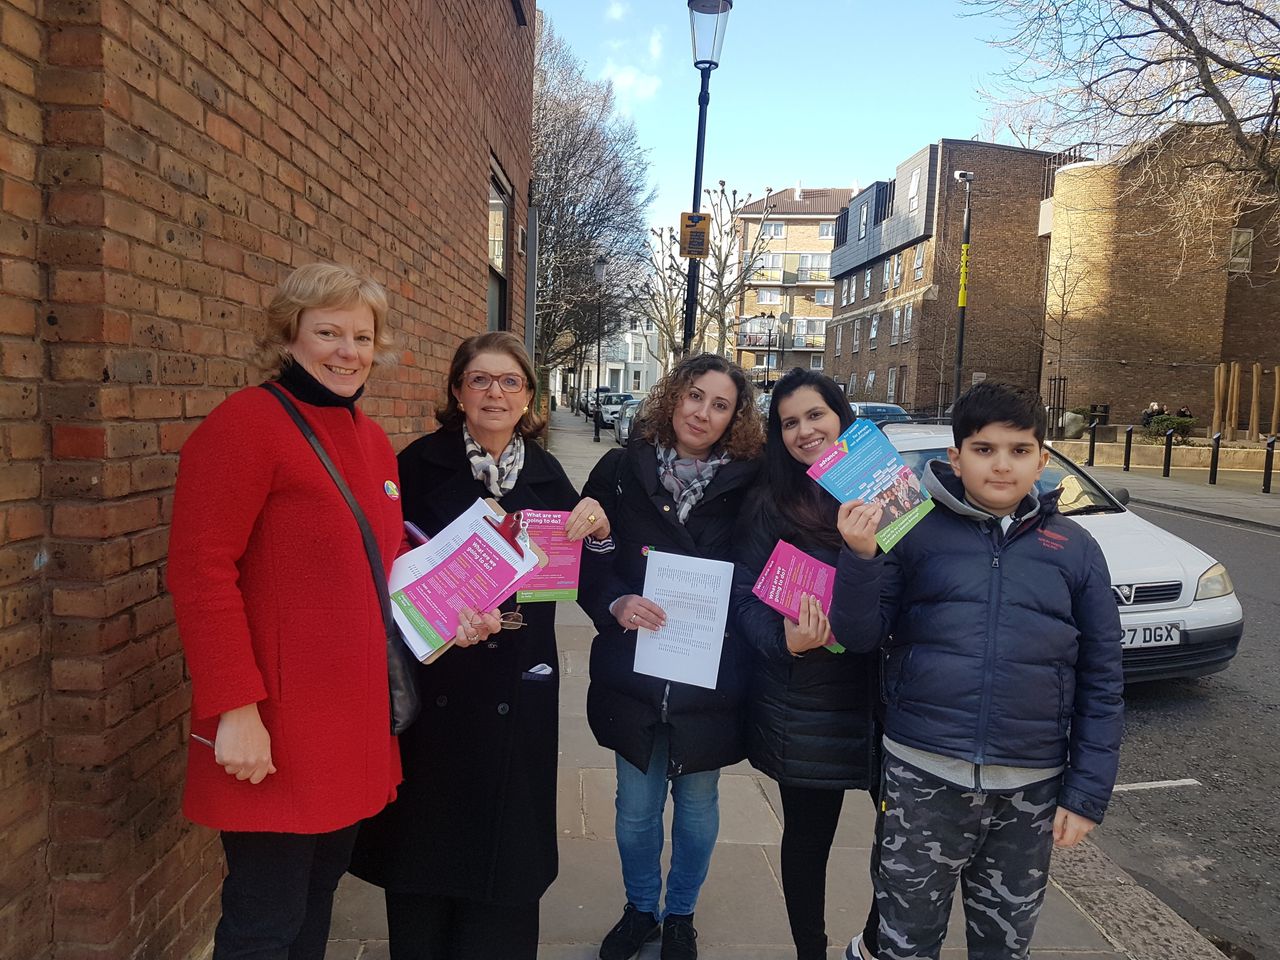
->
[588,514,597,523]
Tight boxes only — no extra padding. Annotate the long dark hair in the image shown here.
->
[764,368,853,550]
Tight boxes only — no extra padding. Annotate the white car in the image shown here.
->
[884,424,1244,683]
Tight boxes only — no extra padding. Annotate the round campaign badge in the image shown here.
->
[384,480,400,500]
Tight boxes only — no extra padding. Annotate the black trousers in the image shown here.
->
[213,824,359,960]
[779,784,880,960]
[385,890,540,960]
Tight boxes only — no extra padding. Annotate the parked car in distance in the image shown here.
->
[597,392,634,426]
[614,398,645,445]
[756,392,772,417]
[850,401,912,425]
[882,423,1244,683]
[579,385,611,415]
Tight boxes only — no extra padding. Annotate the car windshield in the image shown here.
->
[897,447,1120,514]
[602,395,629,405]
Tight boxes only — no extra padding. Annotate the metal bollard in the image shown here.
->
[1208,432,1221,485]
[1162,429,1174,477]
[1087,420,1098,466]
[1265,436,1276,495]
[1123,426,1133,472]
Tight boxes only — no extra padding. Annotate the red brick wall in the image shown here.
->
[1,0,50,956]
[5,0,534,956]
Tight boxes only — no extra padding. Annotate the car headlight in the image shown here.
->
[1194,562,1234,600]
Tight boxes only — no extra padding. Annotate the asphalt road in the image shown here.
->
[1094,505,1280,960]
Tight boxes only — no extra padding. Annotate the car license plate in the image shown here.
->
[1121,623,1181,648]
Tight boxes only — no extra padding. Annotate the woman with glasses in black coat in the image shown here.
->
[349,333,610,960]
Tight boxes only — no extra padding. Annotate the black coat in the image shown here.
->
[348,428,580,903]
[731,487,879,790]
[581,440,759,778]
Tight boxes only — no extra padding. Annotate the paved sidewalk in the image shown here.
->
[1083,463,1279,531]
[326,410,1224,960]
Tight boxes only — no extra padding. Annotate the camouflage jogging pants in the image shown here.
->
[869,755,1061,960]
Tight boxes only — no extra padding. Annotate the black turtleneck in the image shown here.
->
[275,360,363,415]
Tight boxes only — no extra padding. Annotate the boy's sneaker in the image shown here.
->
[599,903,660,960]
[661,913,698,960]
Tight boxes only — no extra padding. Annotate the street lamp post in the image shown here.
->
[593,255,608,442]
[681,0,732,357]
[951,171,974,411]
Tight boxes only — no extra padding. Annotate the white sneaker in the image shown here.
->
[843,934,863,960]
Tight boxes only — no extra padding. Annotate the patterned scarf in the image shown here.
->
[655,442,731,524]
[463,425,525,498]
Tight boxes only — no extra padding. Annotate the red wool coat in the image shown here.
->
[168,385,403,833]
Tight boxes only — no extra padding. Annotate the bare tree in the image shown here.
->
[967,0,1280,254]
[532,13,652,382]
[628,228,686,373]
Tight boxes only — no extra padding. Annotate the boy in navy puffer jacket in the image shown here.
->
[830,381,1124,960]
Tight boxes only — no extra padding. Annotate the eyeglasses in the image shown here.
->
[463,372,526,393]
[499,608,525,631]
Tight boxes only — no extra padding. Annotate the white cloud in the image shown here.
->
[601,60,662,113]
[648,28,664,62]
[606,1,628,20]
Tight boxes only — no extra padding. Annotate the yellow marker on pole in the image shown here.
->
[958,242,970,307]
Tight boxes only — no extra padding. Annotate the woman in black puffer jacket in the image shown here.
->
[731,368,880,960]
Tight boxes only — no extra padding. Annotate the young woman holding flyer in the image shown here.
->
[730,368,881,960]
[580,353,764,960]
[348,333,610,960]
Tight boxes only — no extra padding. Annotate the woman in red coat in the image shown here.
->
[168,263,499,960]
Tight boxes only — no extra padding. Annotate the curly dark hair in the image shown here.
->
[436,332,546,439]
[636,352,764,460]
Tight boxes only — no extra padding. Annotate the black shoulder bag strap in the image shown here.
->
[261,382,421,735]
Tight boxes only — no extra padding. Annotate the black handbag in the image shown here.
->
[263,382,422,735]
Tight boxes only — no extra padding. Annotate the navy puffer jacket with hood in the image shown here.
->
[830,460,1124,824]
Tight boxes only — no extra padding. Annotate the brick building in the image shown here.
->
[735,186,846,387]
[826,140,1052,413]
[0,1,535,956]
[1039,148,1280,424]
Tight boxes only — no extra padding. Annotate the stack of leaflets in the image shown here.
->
[806,419,934,552]
[390,499,568,663]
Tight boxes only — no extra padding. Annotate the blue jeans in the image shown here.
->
[613,727,720,918]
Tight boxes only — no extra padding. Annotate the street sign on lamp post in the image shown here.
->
[681,0,732,357]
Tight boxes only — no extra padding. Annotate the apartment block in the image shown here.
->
[736,186,848,385]
[826,141,1052,412]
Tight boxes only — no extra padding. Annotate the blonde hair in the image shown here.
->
[256,263,394,377]
[437,332,546,440]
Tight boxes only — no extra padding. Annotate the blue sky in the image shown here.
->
[537,0,1020,229]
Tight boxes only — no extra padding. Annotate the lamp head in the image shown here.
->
[593,254,608,285]
[953,170,975,183]
[688,0,732,70]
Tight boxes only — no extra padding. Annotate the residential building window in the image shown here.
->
[810,353,824,370]
[848,372,858,397]
[891,307,901,345]
[898,365,909,406]
[887,365,897,402]
[631,341,643,363]
[881,260,890,291]
[794,318,807,337]
[758,288,781,305]
[869,315,879,349]
[865,369,876,395]
[755,251,783,281]
[914,244,925,280]
[835,325,843,355]
[904,303,913,341]
[632,370,642,391]
[810,318,826,335]
[819,221,835,238]
[852,318,861,352]
[863,269,871,299]
[1228,228,1254,272]
[892,253,902,288]
[841,277,849,305]
[815,289,833,306]
[799,252,830,282]
[907,167,921,213]
[760,221,785,239]
[487,178,510,331]
[629,316,638,331]
[645,318,654,331]
[858,202,869,240]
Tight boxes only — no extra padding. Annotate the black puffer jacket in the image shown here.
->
[732,487,879,790]
[581,440,759,778]
[830,461,1124,823]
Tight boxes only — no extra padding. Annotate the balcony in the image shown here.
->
[736,331,826,351]
[749,253,832,286]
